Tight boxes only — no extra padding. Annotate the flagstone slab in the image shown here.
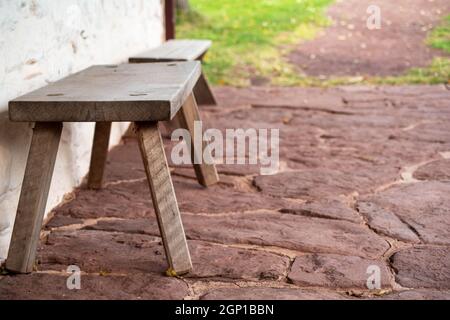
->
[104,137,264,183]
[52,181,154,220]
[38,230,165,274]
[362,181,450,244]
[288,254,392,289]
[356,201,420,243]
[214,87,348,109]
[284,137,442,175]
[173,177,295,214]
[216,163,263,176]
[187,241,290,281]
[46,215,84,229]
[395,122,450,145]
[280,197,362,223]
[37,230,289,281]
[200,287,349,300]
[390,246,450,289]
[0,273,188,300]
[253,169,377,200]
[183,212,389,258]
[103,138,146,183]
[83,212,389,259]
[83,218,159,235]
[51,178,297,224]
[413,159,450,181]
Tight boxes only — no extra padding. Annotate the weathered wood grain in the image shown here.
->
[9,62,201,122]
[6,122,63,273]
[88,122,112,189]
[175,94,219,187]
[193,72,217,106]
[136,121,192,274]
[129,40,212,62]
[129,40,217,106]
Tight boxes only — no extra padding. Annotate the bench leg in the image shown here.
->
[175,93,219,187]
[135,121,192,275]
[6,122,62,273]
[193,72,217,106]
[87,122,111,189]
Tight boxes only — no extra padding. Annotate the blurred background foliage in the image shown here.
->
[176,1,450,86]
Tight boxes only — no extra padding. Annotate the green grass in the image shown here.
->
[370,57,449,85]
[177,2,450,86]
[279,57,450,87]
[176,0,333,86]
[428,15,450,53]
[379,14,450,86]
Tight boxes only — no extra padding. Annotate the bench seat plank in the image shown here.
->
[129,40,212,62]
[9,62,201,122]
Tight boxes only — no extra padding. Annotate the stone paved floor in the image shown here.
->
[1,85,450,300]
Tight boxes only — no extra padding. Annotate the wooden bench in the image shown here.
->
[129,40,217,106]
[7,61,219,275]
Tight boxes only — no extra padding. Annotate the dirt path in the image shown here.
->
[289,0,450,77]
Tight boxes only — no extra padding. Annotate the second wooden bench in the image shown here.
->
[129,39,217,106]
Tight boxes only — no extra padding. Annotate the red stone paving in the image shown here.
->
[1,85,450,300]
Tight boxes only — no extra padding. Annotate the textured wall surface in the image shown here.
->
[0,0,163,260]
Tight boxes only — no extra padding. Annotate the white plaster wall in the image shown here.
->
[0,0,164,260]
